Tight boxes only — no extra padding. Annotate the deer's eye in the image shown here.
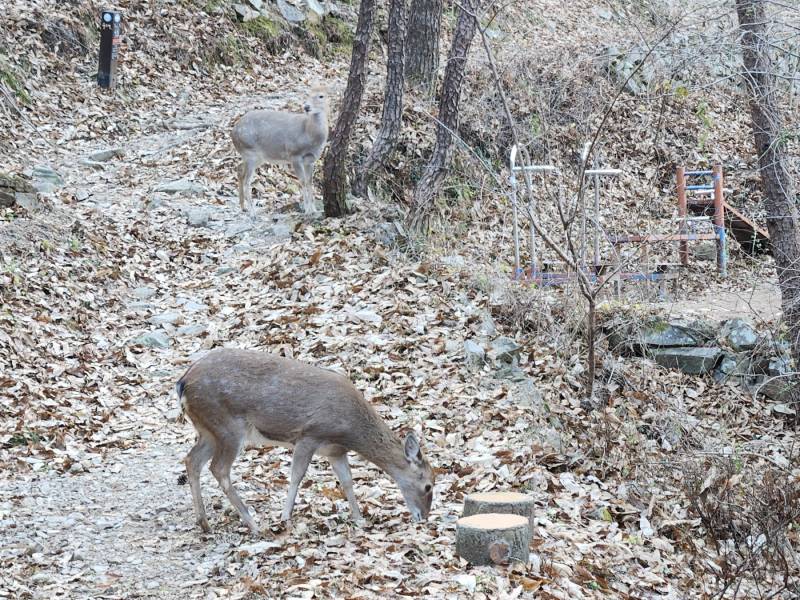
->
[424,484,432,494]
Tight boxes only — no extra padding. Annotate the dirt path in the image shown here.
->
[3,440,211,599]
[1,91,308,599]
[662,281,782,324]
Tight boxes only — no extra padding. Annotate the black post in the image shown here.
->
[98,10,121,89]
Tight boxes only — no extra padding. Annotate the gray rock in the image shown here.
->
[145,197,166,210]
[758,376,794,402]
[14,192,41,212]
[640,320,701,347]
[509,378,543,408]
[772,402,796,417]
[603,45,658,96]
[720,318,758,352]
[607,317,708,354]
[148,312,182,325]
[489,336,522,364]
[31,165,64,193]
[277,0,305,23]
[247,0,263,10]
[182,299,208,312]
[495,362,528,381]
[131,286,157,300]
[441,255,466,268]
[132,331,171,349]
[154,178,206,196]
[269,222,294,239]
[233,3,260,20]
[685,319,718,343]
[464,340,485,369]
[479,311,497,337]
[177,324,207,337]
[768,356,791,377]
[75,188,91,202]
[653,347,722,374]
[216,265,237,275]
[186,208,210,228]
[713,352,751,383]
[89,147,124,162]
[304,0,326,16]
[693,242,717,262]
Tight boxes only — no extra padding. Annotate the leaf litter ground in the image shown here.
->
[1,0,798,598]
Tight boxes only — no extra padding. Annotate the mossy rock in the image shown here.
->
[205,34,251,66]
[0,56,30,104]
[296,15,353,58]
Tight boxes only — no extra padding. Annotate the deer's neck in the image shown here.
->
[304,112,328,141]
[349,415,407,478]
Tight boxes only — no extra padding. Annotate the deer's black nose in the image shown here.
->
[304,104,311,113]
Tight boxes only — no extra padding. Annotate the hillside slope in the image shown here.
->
[1,1,798,598]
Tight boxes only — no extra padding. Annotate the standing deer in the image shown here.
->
[176,348,435,534]
[231,87,329,219]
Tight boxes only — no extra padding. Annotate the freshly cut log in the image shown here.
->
[463,491,535,524]
[455,513,530,565]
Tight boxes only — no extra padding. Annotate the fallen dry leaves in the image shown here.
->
[1,0,798,599]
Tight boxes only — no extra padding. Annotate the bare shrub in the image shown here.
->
[681,456,800,598]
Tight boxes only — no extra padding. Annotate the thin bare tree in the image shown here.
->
[409,0,482,231]
[322,0,377,217]
[354,0,408,198]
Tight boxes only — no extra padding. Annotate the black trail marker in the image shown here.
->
[98,10,121,89]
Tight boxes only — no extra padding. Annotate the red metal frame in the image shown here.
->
[677,166,689,266]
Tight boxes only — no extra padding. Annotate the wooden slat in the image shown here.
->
[687,200,771,254]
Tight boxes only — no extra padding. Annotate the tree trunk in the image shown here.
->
[735,0,800,380]
[404,0,441,93]
[409,0,481,231]
[353,0,408,198]
[322,0,376,217]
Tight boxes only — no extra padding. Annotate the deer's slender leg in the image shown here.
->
[241,157,258,220]
[302,155,319,215]
[236,162,246,212]
[185,434,215,532]
[282,438,318,522]
[291,158,313,215]
[209,431,258,534]
[329,452,363,522]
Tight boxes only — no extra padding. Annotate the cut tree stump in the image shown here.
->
[456,513,530,565]
[463,491,535,524]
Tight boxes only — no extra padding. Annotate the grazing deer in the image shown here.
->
[175,348,434,534]
[231,88,329,219]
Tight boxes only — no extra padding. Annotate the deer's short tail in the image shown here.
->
[174,371,190,423]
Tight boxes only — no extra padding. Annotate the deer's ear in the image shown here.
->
[404,432,422,464]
